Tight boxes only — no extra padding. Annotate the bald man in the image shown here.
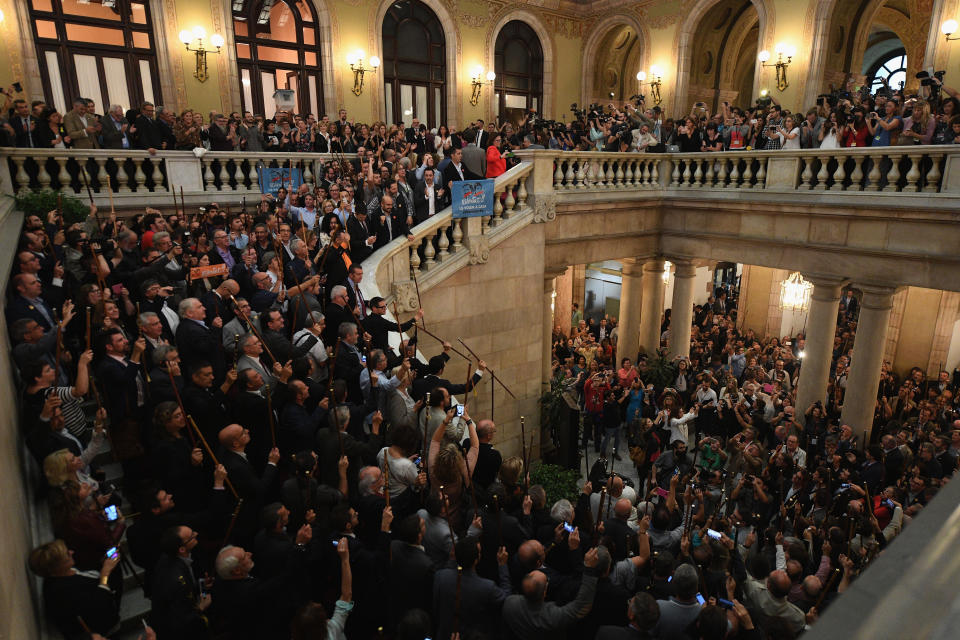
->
[602,498,637,561]
[742,568,806,634]
[503,547,600,638]
[218,424,280,546]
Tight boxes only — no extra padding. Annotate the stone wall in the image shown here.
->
[419,222,546,459]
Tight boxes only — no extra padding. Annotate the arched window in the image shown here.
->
[382,0,446,128]
[233,0,324,118]
[29,0,161,114]
[494,21,543,116]
[868,50,907,93]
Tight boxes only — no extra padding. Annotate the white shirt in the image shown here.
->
[425,183,436,218]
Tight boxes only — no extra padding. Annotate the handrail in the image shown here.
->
[364,160,535,311]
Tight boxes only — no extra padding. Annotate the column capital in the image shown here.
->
[856,284,898,310]
[670,258,696,279]
[621,257,643,278]
[805,275,849,302]
[642,258,665,274]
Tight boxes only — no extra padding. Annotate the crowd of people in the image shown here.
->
[5,72,960,640]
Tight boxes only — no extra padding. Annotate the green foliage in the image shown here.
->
[640,351,677,389]
[539,372,569,447]
[14,188,88,225]
[529,462,581,506]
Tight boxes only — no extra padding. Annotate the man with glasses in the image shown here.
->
[362,296,423,361]
[209,230,239,272]
[7,273,57,330]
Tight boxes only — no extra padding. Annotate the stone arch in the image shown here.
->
[580,14,651,107]
[371,0,460,125]
[674,0,773,114]
[220,0,338,115]
[486,9,555,119]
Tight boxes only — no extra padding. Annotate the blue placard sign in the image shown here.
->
[257,167,303,196]
[451,179,495,219]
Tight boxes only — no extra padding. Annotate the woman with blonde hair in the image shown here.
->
[428,405,479,530]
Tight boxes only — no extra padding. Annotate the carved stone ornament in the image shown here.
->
[391,281,420,313]
[468,235,490,264]
[532,194,557,223]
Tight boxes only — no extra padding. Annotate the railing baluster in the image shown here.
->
[604,161,615,188]
[204,158,216,191]
[55,157,71,192]
[564,159,575,189]
[553,160,563,189]
[451,219,463,251]
[575,159,586,189]
[423,232,436,269]
[516,177,528,207]
[650,158,659,187]
[640,159,650,187]
[151,160,164,191]
[883,153,901,192]
[132,158,147,191]
[491,188,503,226]
[95,157,109,193]
[504,182,516,217]
[722,158,734,188]
[624,160,634,186]
[848,156,865,191]
[830,155,846,191]
[800,157,814,189]
[704,158,714,187]
[924,153,942,193]
[680,160,691,187]
[755,157,767,188]
[741,156,754,188]
[867,155,883,191]
[437,223,450,260]
[116,156,131,192]
[814,155,829,190]
[903,154,921,192]
[233,161,245,191]
[36,158,52,190]
[249,160,260,191]
[410,243,422,275]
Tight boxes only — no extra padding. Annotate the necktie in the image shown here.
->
[24,118,33,147]
[356,285,366,318]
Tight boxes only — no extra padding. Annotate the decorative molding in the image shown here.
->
[161,0,187,110]
[468,235,490,264]
[532,194,557,223]
[390,281,420,312]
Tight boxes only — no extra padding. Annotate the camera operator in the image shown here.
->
[818,110,842,148]
[865,98,901,146]
[799,108,824,148]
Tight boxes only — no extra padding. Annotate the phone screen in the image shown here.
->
[707,529,722,540]
[718,598,735,609]
[456,405,464,417]
[563,522,575,533]
[106,546,119,559]
[104,505,119,521]
[696,593,706,605]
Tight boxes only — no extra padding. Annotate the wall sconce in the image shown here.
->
[179,26,223,83]
[470,66,496,106]
[347,50,380,96]
[636,66,663,105]
[758,43,795,92]
[942,20,960,40]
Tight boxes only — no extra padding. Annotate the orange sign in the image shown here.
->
[189,263,229,280]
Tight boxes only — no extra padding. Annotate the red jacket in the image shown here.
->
[584,378,609,413]
[485,145,505,178]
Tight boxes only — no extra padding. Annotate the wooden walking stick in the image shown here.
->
[230,297,277,364]
[187,416,239,499]
[411,262,425,329]
[454,564,463,635]
[168,367,196,447]
[493,493,504,547]
[53,310,62,383]
[383,453,391,510]
[233,334,241,369]
[328,336,345,456]
[520,415,528,488]
[85,307,92,351]
[266,384,277,449]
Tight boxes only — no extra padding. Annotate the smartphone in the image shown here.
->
[104,505,119,521]
[717,598,735,609]
[111,283,123,295]
[563,522,575,533]
[707,528,723,540]
[12,82,23,93]
[696,593,706,605]
[673,467,680,476]
[413,455,422,466]
[332,540,339,547]
[106,546,119,559]
[361,355,367,365]
[456,405,464,417]
[668,575,673,583]
[841,483,850,489]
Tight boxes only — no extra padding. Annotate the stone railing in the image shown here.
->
[0,147,334,201]
[365,160,537,311]
[548,145,960,195]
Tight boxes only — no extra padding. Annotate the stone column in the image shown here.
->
[543,270,561,383]
[616,258,643,365]
[795,277,846,425]
[638,258,665,356]
[667,259,696,361]
[840,286,896,444]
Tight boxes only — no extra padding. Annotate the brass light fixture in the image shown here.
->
[179,26,223,83]
[942,19,960,41]
[347,50,380,96]
[469,66,496,106]
[758,43,795,92]
[636,66,663,106]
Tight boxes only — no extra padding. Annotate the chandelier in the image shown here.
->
[662,260,672,283]
[779,272,812,311]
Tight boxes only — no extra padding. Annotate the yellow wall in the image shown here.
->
[893,287,943,377]
[739,264,776,336]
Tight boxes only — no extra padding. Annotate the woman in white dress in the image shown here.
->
[818,111,841,149]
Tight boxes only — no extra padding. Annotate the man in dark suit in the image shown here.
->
[217,423,281,546]
[412,166,448,225]
[181,362,233,445]
[208,114,237,151]
[9,99,38,147]
[335,322,365,404]
[6,273,56,330]
[441,146,482,191]
[200,279,239,327]
[157,107,177,150]
[176,297,227,383]
[96,328,148,460]
[100,104,131,149]
[346,208,379,263]
[149,526,211,639]
[362,296,421,357]
[840,289,858,317]
[373,191,413,250]
[388,514,435,626]
[471,119,491,149]
[131,102,163,152]
[278,380,323,458]
[411,353,486,401]
[595,593,661,640]
[323,285,356,348]
[433,536,512,640]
